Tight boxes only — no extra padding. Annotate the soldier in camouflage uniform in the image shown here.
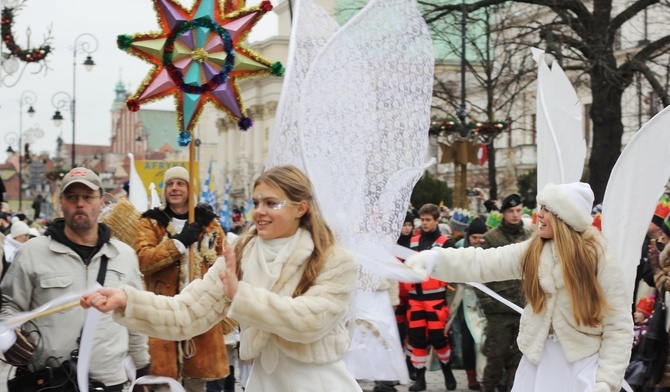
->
[476,194,530,392]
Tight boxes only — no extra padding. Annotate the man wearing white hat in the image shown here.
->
[134,166,231,391]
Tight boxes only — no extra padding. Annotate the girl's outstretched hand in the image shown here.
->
[219,245,238,300]
[81,288,128,313]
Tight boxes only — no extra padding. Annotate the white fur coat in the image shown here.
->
[429,233,633,392]
[114,233,358,365]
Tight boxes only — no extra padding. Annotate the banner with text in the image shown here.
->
[134,161,200,196]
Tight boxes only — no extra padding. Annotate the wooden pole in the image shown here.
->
[188,135,196,283]
[8,301,80,326]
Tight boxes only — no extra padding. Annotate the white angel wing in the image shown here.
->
[267,0,434,285]
[602,105,670,300]
[149,182,162,209]
[266,0,339,170]
[532,48,586,190]
[128,153,148,212]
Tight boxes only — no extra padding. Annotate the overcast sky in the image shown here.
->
[0,0,276,161]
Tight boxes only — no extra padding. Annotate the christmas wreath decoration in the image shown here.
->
[1,5,52,63]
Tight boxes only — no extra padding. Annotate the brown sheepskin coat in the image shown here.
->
[135,207,230,380]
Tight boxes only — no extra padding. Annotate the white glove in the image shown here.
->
[405,249,439,278]
[586,382,610,392]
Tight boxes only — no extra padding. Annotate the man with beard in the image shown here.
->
[0,167,149,391]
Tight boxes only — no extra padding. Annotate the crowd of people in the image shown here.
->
[0,165,663,392]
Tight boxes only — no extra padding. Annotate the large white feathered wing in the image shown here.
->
[268,0,434,285]
[266,0,339,170]
[602,106,670,301]
[532,48,586,190]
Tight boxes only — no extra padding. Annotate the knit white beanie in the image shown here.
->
[162,166,190,204]
[10,221,30,238]
[164,167,189,185]
[536,182,594,232]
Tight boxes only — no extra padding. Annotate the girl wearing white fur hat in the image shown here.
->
[404,182,632,392]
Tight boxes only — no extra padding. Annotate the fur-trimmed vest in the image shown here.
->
[134,207,229,380]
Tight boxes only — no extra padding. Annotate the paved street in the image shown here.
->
[358,368,474,392]
[0,361,476,391]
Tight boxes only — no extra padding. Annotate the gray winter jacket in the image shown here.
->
[0,230,149,386]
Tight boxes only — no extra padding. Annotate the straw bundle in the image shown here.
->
[102,198,141,247]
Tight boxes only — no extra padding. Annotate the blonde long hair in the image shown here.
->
[521,212,610,327]
[234,165,336,297]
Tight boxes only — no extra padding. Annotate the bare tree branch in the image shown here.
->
[610,0,659,35]
[638,63,670,106]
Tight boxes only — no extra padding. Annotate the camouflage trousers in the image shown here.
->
[480,314,522,392]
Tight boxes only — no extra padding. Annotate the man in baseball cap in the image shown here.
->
[0,166,150,386]
[60,167,103,195]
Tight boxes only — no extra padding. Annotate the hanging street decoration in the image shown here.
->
[429,118,507,136]
[1,2,52,64]
[430,117,508,166]
[117,0,284,145]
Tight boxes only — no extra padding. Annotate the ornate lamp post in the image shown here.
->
[50,33,98,168]
[431,0,508,208]
[6,90,39,211]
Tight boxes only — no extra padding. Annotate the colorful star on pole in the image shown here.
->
[117,0,284,145]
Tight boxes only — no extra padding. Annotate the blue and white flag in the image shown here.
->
[243,197,254,223]
[220,178,232,231]
[200,159,217,210]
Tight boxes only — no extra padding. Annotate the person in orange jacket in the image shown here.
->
[406,203,457,391]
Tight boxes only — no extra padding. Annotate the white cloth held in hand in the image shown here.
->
[405,249,439,278]
[0,327,17,352]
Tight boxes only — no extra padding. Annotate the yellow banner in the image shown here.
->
[135,160,199,195]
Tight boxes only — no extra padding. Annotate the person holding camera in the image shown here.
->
[0,167,150,391]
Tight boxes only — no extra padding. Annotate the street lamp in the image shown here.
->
[7,90,38,211]
[50,33,98,169]
[135,131,150,159]
[5,131,20,210]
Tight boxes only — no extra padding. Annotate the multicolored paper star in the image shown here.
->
[117,0,284,143]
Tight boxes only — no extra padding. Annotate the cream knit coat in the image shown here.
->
[114,233,358,365]
[427,233,633,392]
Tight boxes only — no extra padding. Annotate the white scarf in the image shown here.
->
[242,228,304,374]
[243,228,303,291]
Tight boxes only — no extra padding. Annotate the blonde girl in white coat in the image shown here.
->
[405,182,633,392]
[82,165,362,392]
